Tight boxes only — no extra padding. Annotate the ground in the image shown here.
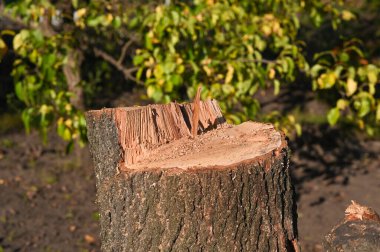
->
[0,125,379,251]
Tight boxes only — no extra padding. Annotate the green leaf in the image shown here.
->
[274,79,280,95]
[0,38,7,60]
[341,10,355,21]
[317,72,336,89]
[346,78,357,97]
[171,11,180,26]
[334,65,344,78]
[113,16,122,28]
[327,107,340,126]
[226,114,241,124]
[136,67,144,80]
[87,16,105,27]
[310,64,324,78]
[367,64,378,84]
[339,52,349,62]
[133,55,145,65]
[57,121,65,138]
[13,30,29,52]
[222,84,235,95]
[295,123,302,136]
[358,98,371,118]
[21,109,32,134]
[376,102,380,122]
[337,99,348,110]
[164,81,173,92]
[15,82,26,102]
[225,64,234,84]
[147,85,163,102]
[153,64,164,78]
[62,128,71,141]
[365,125,374,136]
[30,30,44,45]
[162,61,176,74]
[369,84,375,95]
[42,54,56,69]
[249,83,259,95]
[72,0,78,8]
[170,74,182,86]
[236,80,251,95]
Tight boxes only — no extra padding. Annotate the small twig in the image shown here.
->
[0,12,29,30]
[191,86,202,138]
[94,47,143,85]
[118,39,134,64]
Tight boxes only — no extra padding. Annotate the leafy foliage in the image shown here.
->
[311,40,380,135]
[1,0,380,144]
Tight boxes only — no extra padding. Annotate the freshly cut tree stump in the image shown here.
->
[86,100,299,252]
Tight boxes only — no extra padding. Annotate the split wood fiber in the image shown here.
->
[86,100,299,252]
[114,100,223,166]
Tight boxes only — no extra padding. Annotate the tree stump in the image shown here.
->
[86,100,299,252]
[324,201,380,252]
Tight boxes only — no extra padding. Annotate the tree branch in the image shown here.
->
[94,47,143,85]
[219,58,276,64]
[118,39,134,64]
[0,12,29,30]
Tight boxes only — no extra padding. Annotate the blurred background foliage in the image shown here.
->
[0,0,379,147]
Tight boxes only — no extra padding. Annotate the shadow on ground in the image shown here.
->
[290,125,380,251]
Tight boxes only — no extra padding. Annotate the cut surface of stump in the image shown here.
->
[128,122,282,170]
[86,100,299,252]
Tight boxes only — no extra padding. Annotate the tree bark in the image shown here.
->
[86,100,299,252]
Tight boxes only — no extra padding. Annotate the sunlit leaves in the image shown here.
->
[346,78,357,97]
[317,72,336,89]
[327,107,340,126]
[74,8,87,27]
[133,0,310,128]
[341,10,355,21]
[6,5,87,145]
[376,103,380,122]
[5,0,380,143]
[366,65,378,84]
[147,85,163,102]
[225,64,234,84]
[13,30,29,54]
[312,38,380,129]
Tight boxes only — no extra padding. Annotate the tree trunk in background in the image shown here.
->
[63,49,84,109]
[86,100,300,252]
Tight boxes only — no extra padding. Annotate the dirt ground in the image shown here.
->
[0,125,379,251]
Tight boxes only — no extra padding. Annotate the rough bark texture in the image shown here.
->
[324,201,380,252]
[324,220,380,252]
[86,102,299,252]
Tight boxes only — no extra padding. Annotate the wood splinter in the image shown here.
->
[191,86,202,138]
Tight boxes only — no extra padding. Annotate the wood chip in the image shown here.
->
[84,234,96,244]
[345,200,380,223]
